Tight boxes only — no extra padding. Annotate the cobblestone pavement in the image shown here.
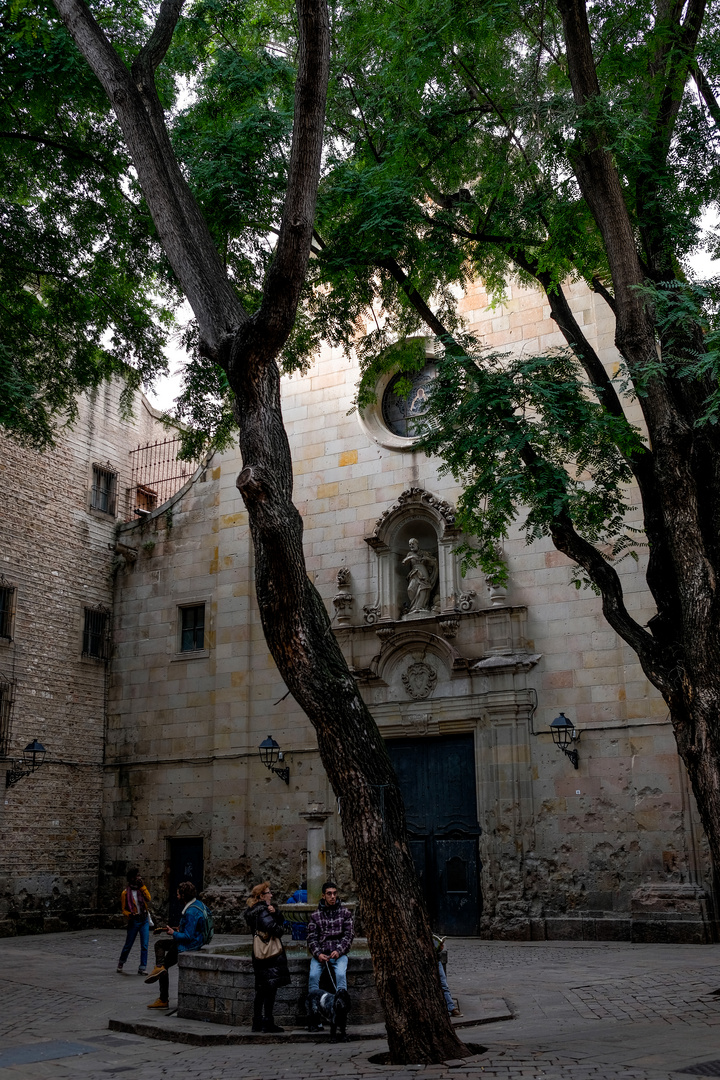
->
[0,931,719,1079]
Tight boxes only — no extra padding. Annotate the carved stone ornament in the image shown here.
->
[457,590,476,613]
[333,589,354,626]
[363,604,381,625]
[438,617,459,639]
[336,566,351,588]
[401,661,437,700]
[400,713,431,737]
[375,626,396,645]
[372,487,456,538]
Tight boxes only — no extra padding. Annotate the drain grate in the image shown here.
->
[677,1062,720,1076]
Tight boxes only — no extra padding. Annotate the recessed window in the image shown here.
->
[0,580,15,640]
[82,606,109,660]
[180,605,205,652]
[91,463,118,516]
[135,484,158,517]
[381,365,435,439]
[0,675,13,758]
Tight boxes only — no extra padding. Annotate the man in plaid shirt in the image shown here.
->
[306,880,354,994]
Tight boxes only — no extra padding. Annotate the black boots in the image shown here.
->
[262,1017,284,1033]
[251,1017,264,1032]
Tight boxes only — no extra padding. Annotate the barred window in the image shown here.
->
[0,675,13,758]
[91,464,118,516]
[0,580,14,640]
[180,605,205,652]
[83,606,109,660]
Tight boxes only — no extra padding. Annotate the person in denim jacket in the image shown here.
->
[307,881,353,995]
[144,881,209,1008]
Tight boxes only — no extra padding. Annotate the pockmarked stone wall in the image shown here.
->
[0,382,169,934]
[101,279,715,943]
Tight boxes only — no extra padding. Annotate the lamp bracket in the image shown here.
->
[271,765,290,785]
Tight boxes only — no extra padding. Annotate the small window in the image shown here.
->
[0,579,15,640]
[83,606,109,659]
[180,605,205,652]
[91,463,118,516]
[0,675,13,758]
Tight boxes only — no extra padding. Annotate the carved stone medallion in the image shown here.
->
[401,661,437,700]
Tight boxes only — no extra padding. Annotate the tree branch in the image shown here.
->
[51,0,244,353]
[690,61,720,130]
[549,512,670,691]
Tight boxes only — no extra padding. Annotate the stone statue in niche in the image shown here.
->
[402,538,438,615]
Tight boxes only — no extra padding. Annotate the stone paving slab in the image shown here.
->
[108,996,512,1044]
[1,930,720,1079]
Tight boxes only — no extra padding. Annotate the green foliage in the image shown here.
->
[417,341,645,579]
[0,0,176,447]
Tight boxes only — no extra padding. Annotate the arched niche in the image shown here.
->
[364,488,465,622]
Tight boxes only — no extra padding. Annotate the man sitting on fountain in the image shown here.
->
[306,880,354,1017]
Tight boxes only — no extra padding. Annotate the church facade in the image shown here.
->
[98,279,715,943]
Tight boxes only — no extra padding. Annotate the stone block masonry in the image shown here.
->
[0,381,169,933]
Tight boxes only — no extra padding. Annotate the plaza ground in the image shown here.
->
[0,930,719,1079]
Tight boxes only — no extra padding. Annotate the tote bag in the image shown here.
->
[253,930,283,961]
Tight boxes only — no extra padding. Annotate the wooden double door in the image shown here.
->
[387,733,482,936]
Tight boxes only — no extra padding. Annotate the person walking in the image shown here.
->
[307,880,353,998]
[116,868,152,975]
[245,882,291,1032]
[144,881,209,1008]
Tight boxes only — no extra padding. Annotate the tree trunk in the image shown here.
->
[233,357,471,1063]
[51,0,473,1062]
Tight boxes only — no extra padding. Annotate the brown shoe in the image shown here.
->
[147,998,169,1009]
[144,966,166,984]
[450,1007,463,1017]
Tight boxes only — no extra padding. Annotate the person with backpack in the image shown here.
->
[144,881,212,1008]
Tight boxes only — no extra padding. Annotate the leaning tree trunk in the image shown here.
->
[553,0,720,888]
[51,0,473,1062]
[233,359,470,1063]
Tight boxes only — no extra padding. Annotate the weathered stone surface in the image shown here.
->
[177,943,384,1026]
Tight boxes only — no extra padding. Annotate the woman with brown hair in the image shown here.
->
[245,882,291,1032]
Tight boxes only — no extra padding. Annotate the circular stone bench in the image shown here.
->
[177,941,384,1027]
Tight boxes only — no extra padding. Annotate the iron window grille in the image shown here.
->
[127,438,200,521]
[0,674,13,759]
[82,606,110,660]
[180,604,205,652]
[0,578,14,640]
[91,463,118,516]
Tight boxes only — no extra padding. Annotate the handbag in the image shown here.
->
[253,930,283,961]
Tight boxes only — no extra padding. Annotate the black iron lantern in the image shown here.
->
[259,736,290,785]
[550,713,579,769]
[22,739,46,771]
[6,738,47,788]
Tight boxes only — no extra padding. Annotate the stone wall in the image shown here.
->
[100,280,716,941]
[0,382,168,933]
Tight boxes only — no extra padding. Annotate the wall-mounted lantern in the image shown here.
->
[550,713,579,769]
[6,739,47,788]
[259,735,290,785]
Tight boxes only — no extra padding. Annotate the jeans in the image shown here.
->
[308,953,348,994]
[438,961,454,1012]
[119,915,149,968]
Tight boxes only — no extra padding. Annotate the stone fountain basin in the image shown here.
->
[177,939,383,1027]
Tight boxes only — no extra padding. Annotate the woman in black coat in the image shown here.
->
[245,881,291,1032]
